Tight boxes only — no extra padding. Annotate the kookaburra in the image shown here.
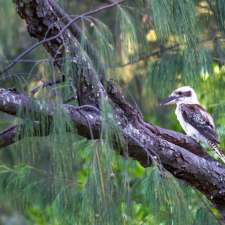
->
[160,86,225,163]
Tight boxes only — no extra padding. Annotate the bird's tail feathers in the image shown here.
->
[208,141,225,164]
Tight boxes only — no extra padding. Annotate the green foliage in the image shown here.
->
[0,0,225,224]
[214,0,225,32]
[116,6,139,63]
[149,0,197,42]
[83,17,116,70]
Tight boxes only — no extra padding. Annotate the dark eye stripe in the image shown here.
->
[183,91,192,97]
[176,91,192,97]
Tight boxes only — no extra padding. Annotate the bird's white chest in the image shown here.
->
[175,105,205,143]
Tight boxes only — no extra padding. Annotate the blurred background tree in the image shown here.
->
[0,0,225,224]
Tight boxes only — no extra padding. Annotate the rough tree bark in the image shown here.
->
[0,0,225,222]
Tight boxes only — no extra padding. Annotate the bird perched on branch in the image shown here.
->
[160,86,225,163]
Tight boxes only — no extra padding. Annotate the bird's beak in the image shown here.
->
[160,95,178,106]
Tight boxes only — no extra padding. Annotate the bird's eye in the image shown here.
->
[177,91,182,95]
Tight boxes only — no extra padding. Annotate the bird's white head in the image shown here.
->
[160,86,199,106]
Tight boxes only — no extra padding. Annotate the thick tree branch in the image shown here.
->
[0,88,204,156]
[0,88,225,221]
[0,125,24,148]
[0,123,50,148]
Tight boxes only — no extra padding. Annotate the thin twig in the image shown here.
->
[117,44,179,67]
[31,74,65,95]
[117,36,225,67]
[0,0,125,76]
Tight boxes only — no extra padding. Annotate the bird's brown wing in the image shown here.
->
[180,104,219,144]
